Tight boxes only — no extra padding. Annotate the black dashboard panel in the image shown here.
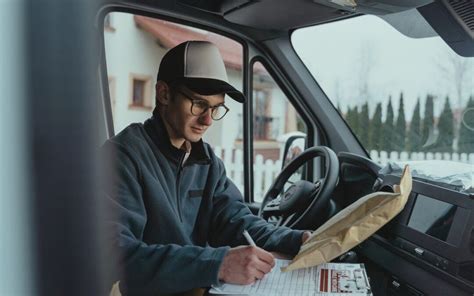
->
[337,153,474,296]
[377,175,473,291]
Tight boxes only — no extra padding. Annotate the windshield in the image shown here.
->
[292,11,473,192]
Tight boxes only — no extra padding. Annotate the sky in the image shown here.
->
[292,14,474,120]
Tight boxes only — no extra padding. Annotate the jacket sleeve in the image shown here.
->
[101,142,229,296]
[207,154,304,255]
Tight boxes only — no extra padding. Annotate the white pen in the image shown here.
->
[243,230,256,246]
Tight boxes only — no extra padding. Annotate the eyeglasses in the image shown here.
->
[176,89,229,121]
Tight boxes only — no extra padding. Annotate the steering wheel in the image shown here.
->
[258,146,339,230]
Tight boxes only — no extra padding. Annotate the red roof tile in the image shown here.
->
[134,15,244,70]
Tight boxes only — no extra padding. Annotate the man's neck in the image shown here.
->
[164,123,185,149]
[158,111,185,149]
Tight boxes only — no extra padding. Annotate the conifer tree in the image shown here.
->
[346,106,360,139]
[421,94,435,151]
[407,98,421,152]
[458,96,474,153]
[369,103,382,152]
[344,106,352,125]
[436,96,454,152]
[393,93,406,152]
[352,106,360,138]
[381,97,394,152]
[359,102,370,149]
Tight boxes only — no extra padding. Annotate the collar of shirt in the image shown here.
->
[144,115,211,166]
[181,140,191,165]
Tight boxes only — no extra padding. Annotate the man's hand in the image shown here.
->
[302,231,312,244]
[218,246,275,285]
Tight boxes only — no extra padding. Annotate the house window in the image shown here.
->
[129,74,152,109]
[253,89,272,140]
[132,79,145,105]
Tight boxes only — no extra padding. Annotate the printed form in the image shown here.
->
[209,259,371,296]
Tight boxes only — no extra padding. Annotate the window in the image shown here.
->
[130,76,150,108]
[252,61,307,202]
[253,89,272,140]
[292,12,473,192]
[132,79,145,105]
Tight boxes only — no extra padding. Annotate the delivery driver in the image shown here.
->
[102,41,310,295]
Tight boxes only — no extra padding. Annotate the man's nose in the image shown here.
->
[199,108,213,126]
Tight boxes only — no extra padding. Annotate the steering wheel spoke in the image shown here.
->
[281,213,296,227]
[262,199,282,216]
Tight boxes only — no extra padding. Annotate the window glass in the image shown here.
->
[131,77,149,107]
[292,13,473,190]
[252,61,307,202]
[103,12,244,189]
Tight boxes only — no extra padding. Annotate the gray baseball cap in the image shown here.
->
[157,41,245,103]
[157,41,246,103]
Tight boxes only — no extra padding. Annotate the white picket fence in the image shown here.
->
[214,146,474,201]
[369,150,474,167]
[213,147,281,200]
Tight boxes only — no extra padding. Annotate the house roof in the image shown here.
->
[134,15,268,75]
[134,15,244,70]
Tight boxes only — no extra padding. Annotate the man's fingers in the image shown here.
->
[254,258,273,274]
[253,247,275,267]
[302,231,312,243]
[243,262,266,284]
[244,247,274,278]
[254,269,265,280]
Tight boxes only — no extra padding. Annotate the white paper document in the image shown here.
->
[209,259,372,296]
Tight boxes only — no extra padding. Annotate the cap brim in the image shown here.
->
[179,78,246,103]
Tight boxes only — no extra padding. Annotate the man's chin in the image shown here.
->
[186,134,203,143]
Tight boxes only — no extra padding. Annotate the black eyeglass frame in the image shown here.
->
[175,89,230,121]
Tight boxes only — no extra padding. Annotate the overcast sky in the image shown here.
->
[292,14,474,119]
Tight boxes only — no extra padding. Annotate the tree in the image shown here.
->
[436,96,454,152]
[353,106,360,139]
[421,94,435,151]
[359,102,370,149]
[357,43,375,105]
[344,106,353,129]
[458,96,474,153]
[381,97,394,152]
[369,103,382,152]
[393,92,406,152]
[436,49,473,110]
[346,106,360,138]
[407,98,421,152]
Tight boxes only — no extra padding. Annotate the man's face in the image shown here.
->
[162,85,225,143]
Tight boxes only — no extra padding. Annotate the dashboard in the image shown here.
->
[336,152,474,296]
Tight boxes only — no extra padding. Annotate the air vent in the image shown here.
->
[447,0,474,31]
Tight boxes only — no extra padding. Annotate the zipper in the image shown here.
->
[175,152,185,222]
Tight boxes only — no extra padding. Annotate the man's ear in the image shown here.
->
[155,81,171,106]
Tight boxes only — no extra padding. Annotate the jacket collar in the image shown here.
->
[144,114,211,165]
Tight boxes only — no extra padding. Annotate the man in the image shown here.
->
[103,41,310,296]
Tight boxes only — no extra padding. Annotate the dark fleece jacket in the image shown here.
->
[101,115,304,295]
